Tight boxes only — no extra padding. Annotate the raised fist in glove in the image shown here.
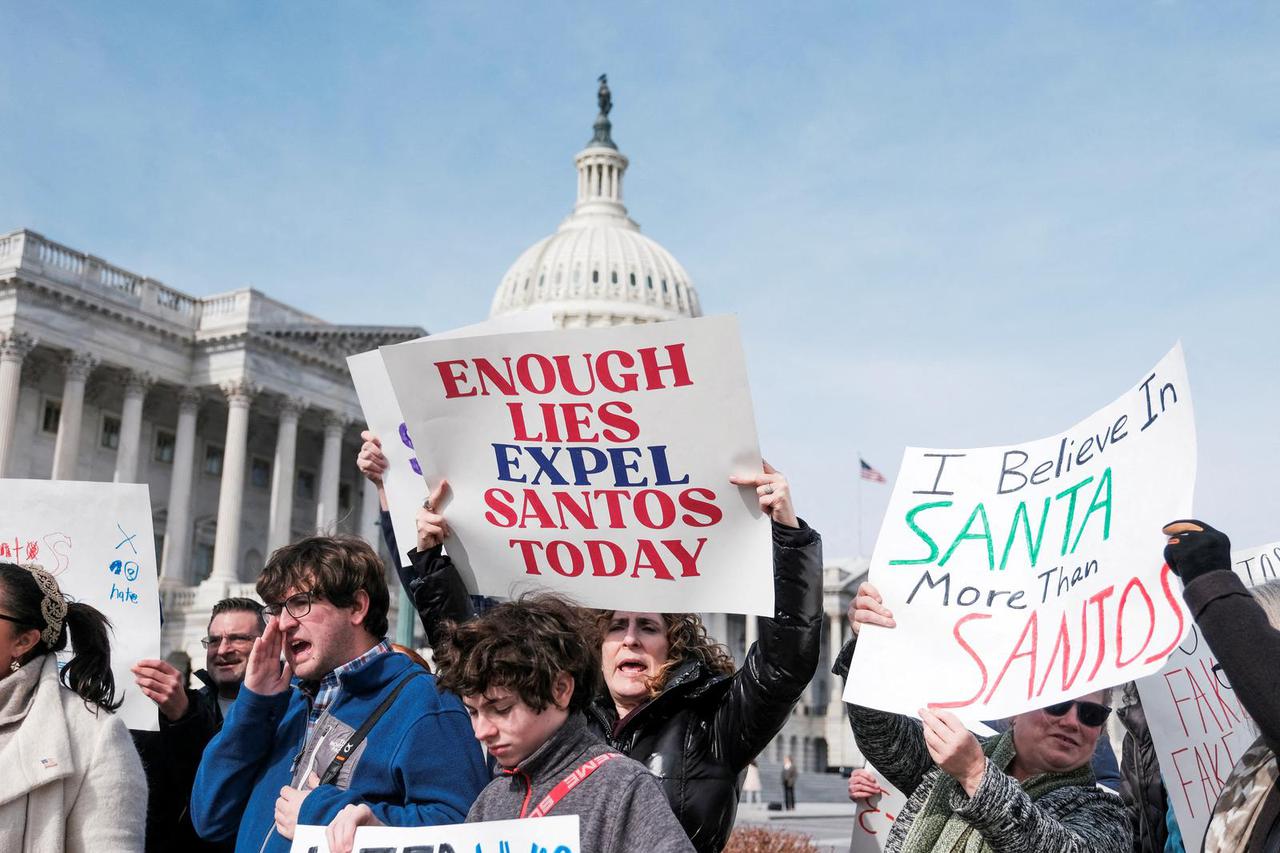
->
[1161,519,1231,584]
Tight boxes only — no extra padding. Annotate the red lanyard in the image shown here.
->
[522,752,624,818]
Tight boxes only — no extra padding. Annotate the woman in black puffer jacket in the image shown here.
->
[358,437,823,853]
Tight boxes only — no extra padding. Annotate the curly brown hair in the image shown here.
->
[594,610,737,699]
[434,592,601,713]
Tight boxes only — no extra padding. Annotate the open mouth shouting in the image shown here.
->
[285,636,314,666]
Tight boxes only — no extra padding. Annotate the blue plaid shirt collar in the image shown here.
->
[305,639,391,738]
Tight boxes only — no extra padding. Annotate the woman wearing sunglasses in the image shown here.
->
[838,581,1131,853]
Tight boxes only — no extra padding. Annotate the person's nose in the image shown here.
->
[472,715,497,741]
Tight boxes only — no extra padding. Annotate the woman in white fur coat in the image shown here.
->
[0,561,147,852]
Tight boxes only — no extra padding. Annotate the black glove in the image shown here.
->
[1162,519,1231,584]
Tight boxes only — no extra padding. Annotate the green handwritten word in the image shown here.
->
[889,467,1112,571]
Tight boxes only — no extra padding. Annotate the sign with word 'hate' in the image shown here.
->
[290,815,580,853]
[380,315,773,615]
[846,344,1196,724]
[347,310,555,569]
[1135,539,1279,852]
[0,480,161,730]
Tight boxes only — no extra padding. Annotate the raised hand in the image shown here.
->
[848,581,896,635]
[1161,519,1231,584]
[243,619,292,696]
[847,768,883,803]
[357,430,390,487]
[729,459,798,528]
[415,479,451,551]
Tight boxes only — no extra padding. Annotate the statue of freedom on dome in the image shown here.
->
[597,74,612,117]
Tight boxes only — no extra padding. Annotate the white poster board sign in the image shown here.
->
[846,345,1197,724]
[380,315,774,615]
[347,310,555,569]
[289,824,331,853]
[0,480,162,730]
[850,766,907,852]
[355,815,580,853]
[1135,540,1278,851]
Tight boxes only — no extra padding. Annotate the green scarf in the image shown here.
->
[899,729,1095,853]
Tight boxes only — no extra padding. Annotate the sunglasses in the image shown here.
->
[1042,699,1112,728]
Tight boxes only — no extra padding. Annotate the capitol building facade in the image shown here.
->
[0,84,865,787]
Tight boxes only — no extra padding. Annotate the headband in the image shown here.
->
[19,564,66,647]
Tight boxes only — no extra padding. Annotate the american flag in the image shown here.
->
[859,458,887,483]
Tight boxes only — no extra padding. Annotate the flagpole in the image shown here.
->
[856,452,864,558]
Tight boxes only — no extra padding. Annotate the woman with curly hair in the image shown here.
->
[357,436,824,853]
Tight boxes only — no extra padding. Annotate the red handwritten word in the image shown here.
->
[931,564,1184,710]
[435,345,693,399]
[0,533,72,575]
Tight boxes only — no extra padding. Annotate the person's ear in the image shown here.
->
[349,590,371,627]
[552,672,574,710]
[11,627,41,661]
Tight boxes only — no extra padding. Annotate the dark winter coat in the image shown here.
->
[393,513,824,853]
[1117,699,1170,853]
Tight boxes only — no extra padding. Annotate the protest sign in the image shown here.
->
[379,314,774,615]
[846,344,1197,724]
[347,310,555,569]
[351,815,580,853]
[1135,539,1279,851]
[850,766,907,853]
[0,480,161,730]
[290,825,331,853]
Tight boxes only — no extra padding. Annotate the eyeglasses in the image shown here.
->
[0,613,29,628]
[200,633,258,649]
[1043,700,1112,728]
[263,591,316,621]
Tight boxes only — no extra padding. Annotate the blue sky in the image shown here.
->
[3,3,1278,557]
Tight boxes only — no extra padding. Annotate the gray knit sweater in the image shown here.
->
[834,639,1132,853]
[467,712,694,853]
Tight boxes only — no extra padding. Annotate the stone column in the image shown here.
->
[267,397,305,552]
[825,609,846,717]
[161,389,202,585]
[315,413,346,532]
[113,371,153,483]
[50,351,98,480]
[0,332,36,478]
[209,380,256,584]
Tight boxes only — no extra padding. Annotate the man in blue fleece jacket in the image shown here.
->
[190,535,489,852]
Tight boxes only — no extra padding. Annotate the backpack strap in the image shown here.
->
[318,670,423,787]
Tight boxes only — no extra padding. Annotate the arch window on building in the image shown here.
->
[154,429,176,463]
[40,398,61,434]
[296,468,317,501]
[203,444,224,477]
[250,457,272,489]
[592,269,599,284]
[338,482,352,514]
[100,414,121,450]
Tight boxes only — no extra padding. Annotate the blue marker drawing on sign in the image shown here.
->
[124,560,140,582]
[399,422,422,476]
[115,523,138,555]
[109,559,123,575]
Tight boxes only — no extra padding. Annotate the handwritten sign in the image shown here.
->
[291,815,581,853]
[1135,540,1278,851]
[850,766,907,853]
[347,311,555,569]
[846,345,1197,723]
[0,480,161,730]
[380,315,774,615]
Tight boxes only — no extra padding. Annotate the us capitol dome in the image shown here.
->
[489,76,702,327]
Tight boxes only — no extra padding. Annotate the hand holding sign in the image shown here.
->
[848,769,884,801]
[131,658,189,721]
[848,581,896,635]
[729,460,797,528]
[415,480,452,551]
[919,707,987,796]
[357,430,390,491]
[245,620,292,696]
[326,804,383,853]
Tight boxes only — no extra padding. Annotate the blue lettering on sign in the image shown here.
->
[109,582,139,605]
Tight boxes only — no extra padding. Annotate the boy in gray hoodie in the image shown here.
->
[325,593,694,853]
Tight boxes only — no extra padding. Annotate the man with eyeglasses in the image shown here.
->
[190,535,488,853]
[131,597,265,852]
